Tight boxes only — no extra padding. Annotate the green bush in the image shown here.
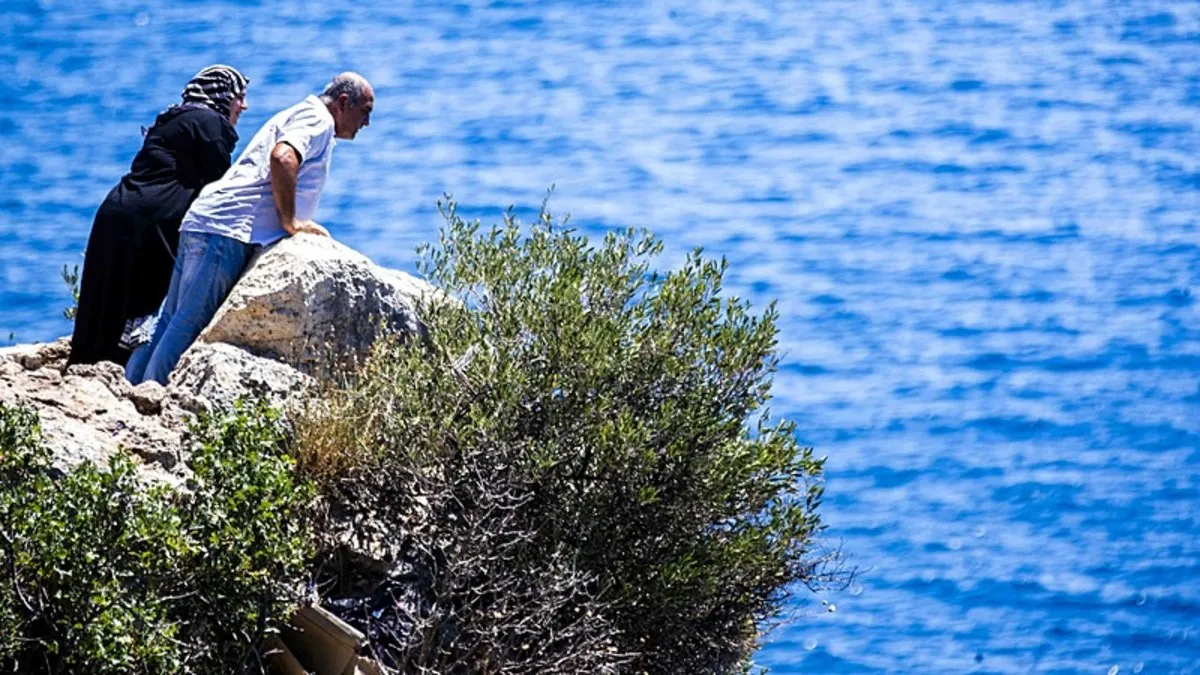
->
[0,401,313,674]
[302,198,845,673]
[61,261,80,321]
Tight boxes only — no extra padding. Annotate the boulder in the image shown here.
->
[197,234,432,376]
[170,342,314,415]
[0,341,185,486]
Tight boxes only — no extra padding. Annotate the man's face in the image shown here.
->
[334,87,374,140]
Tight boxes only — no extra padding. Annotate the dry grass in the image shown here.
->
[290,337,395,485]
[291,388,376,485]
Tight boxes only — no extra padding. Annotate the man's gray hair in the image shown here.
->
[319,72,370,106]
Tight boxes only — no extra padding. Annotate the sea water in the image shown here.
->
[1,1,1197,671]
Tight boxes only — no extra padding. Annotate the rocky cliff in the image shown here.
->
[0,234,432,485]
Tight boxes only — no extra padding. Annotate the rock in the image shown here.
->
[170,342,314,415]
[0,353,185,486]
[129,381,166,416]
[0,338,71,372]
[64,360,134,399]
[1,236,431,489]
[198,234,432,375]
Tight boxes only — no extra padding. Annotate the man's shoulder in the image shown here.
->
[279,96,333,130]
[272,97,335,161]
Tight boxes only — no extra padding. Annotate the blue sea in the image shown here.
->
[2,1,1198,672]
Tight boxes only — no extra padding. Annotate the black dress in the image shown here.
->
[68,105,238,366]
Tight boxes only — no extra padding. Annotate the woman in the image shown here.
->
[68,64,250,366]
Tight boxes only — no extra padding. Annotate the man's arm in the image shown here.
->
[269,142,328,236]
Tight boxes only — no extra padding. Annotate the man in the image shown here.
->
[127,72,375,385]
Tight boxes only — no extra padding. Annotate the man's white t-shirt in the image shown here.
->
[181,95,336,246]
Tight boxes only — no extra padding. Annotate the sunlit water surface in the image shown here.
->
[2,1,1198,672]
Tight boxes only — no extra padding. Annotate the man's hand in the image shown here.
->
[294,220,330,237]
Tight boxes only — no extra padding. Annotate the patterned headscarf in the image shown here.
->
[179,64,249,118]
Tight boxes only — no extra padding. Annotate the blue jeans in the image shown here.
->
[126,231,258,385]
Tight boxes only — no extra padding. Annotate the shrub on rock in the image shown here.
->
[0,401,312,674]
[301,198,844,674]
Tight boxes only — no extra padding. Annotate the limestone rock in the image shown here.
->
[198,234,432,375]
[1,236,434,488]
[170,342,314,415]
[0,348,185,486]
[0,338,71,372]
[129,381,166,416]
